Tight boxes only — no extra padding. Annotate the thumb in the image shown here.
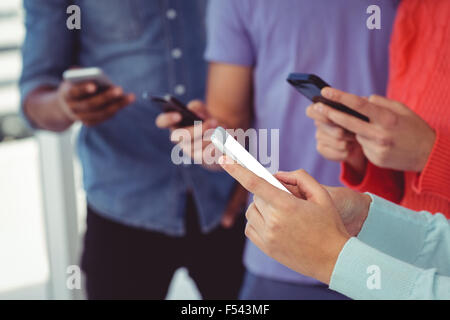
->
[275,170,331,205]
[187,99,209,119]
[368,95,407,114]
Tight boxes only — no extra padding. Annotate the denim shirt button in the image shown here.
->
[171,48,183,59]
[166,9,177,20]
[174,84,186,96]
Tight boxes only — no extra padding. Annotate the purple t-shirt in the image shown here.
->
[205,0,397,283]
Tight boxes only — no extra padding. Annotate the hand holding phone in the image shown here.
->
[287,73,369,122]
[151,95,203,128]
[60,67,135,126]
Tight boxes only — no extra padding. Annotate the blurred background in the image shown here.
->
[0,0,199,300]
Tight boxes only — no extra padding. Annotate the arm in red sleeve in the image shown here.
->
[412,132,450,201]
[341,161,404,204]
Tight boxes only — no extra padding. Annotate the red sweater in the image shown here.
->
[341,0,450,217]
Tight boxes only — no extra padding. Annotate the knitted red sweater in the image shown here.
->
[341,0,450,217]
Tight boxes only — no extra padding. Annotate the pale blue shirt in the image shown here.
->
[205,0,398,283]
[330,194,450,299]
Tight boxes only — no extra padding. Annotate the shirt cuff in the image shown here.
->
[412,131,450,201]
[357,193,427,264]
[329,237,421,299]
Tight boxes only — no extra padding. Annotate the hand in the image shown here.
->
[306,103,367,174]
[221,183,248,228]
[275,172,371,237]
[156,100,220,169]
[57,81,135,127]
[219,156,350,285]
[313,88,436,172]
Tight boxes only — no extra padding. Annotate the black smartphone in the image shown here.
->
[287,73,369,122]
[151,94,203,127]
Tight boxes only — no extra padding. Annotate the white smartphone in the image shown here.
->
[211,127,291,194]
[63,67,112,91]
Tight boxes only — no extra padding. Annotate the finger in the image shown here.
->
[275,178,307,199]
[306,104,333,124]
[316,121,355,141]
[321,87,378,120]
[274,169,331,205]
[79,94,134,126]
[244,222,265,251]
[64,81,97,100]
[316,103,379,139]
[368,94,406,114]
[221,184,248,228]
[170,119,214,144]
[316,142,351,161]
[316,130,351,151]
[218,155,285,202]
[187,99,209,119]
[72,87,124,112]
[245,202,265,231]
[155,112,183,129]
[253,195,268,215]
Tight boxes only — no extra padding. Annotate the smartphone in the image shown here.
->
[151,94,202,127]
[211,127,291,194]
[287,73,369,122]
[63,67,113,92]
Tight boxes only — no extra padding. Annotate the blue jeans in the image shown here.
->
[239,271,350,300]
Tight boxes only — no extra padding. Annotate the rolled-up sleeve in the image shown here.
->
[20,0,77,128]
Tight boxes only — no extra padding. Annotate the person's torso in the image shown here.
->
[74,0,234,235]
[387,0,450,217]
[238,0,398,283]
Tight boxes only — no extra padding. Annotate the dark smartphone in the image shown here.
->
[287,73,369,122]
[151,94,203,127]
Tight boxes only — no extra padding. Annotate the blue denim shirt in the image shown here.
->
[20,0,235,236]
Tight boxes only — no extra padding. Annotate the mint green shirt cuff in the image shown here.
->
[330,237,426,299]
[357,194,428,264]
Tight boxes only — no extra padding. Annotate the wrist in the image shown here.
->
[313,232,351,285]
[355,193,371,235]
[345,147,367,176]
[415,129,436,172]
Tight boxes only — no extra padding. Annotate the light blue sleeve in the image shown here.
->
[329,194,450,299]
[20,0,77,128]
[330,238,450,299]
[358,194,450,274]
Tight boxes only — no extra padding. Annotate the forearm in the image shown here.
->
[206,63,253,130]
[24,86,74,132]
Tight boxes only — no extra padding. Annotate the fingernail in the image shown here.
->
[322,87,332,98]
[86,84,96,93]
[114,88,123,96]
[314,103,324,113]
[218,155,226,165]
[172,113,182,121]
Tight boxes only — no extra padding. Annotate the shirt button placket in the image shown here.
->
[166,5,186,98]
